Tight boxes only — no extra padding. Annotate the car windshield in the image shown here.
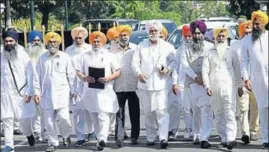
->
[129,31,149,45]
[135,22,177,34]
[168,29,182,49]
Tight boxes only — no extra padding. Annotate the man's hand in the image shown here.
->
[159,67,169,75]
[238,87,244,97]
[244,80,252,91]
[138,74,147,83]
[172,84,179,95]
[206,88,213,96]
[24,95,31,103]
[98,76,111,84]
[34,95,40,105]
[84,76,95,83]
[195,75,204,86]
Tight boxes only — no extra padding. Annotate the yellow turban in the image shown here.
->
[44,32,62,45]
[71,26,88,40]
[213,28,228,38]
[238,20,252,38]
[89,31,107,45]
[251,10,268,25]
[106,27,118,41]
[117,25,132,36]
[161,27,168,38]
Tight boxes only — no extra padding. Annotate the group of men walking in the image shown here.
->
[0,10,268,152]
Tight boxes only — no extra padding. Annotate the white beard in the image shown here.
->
[215,41,228,58]
[27,44,45,63]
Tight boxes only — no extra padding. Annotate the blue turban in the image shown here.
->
[190,20,207,35]
[28,31,43,43]
[2,29,19,41]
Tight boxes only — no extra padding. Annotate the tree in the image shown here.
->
[228,0,260,19]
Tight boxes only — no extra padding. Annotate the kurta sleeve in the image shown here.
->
[181,46,197,79]
[25,55,34,96]
[33,58,42,96]
[231,48,244,87]
[131,44,142,77]
[202,52,211,89]
[66,56,76,95]
[241,38,250,81]
[166,46,177,73]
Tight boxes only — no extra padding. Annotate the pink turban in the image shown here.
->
[71,26,88,40]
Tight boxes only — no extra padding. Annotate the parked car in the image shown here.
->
[167,27,182,49]
[82,19,139,34]
[134,19,177,36]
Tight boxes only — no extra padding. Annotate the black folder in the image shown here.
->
[88,67,105,89]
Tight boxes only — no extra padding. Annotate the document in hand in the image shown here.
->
[88,67,105,89]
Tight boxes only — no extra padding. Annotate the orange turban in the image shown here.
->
[44,32,62,45]
[117,25,132,36]
[161,27,168,38]
[251,10,268,25]
[238,20,252,38]
[106,27,118,40]
[213,28,228,38]
[89,31,107,45]
[182,25,191,36]
[71,26,88,40]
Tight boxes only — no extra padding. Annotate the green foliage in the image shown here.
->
[228,0,260,19]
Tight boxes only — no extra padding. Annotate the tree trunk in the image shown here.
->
[40,4,50,31]
[5,0,11,28]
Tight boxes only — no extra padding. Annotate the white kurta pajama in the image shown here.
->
[34,51,75,147]
[65,43,94,141]
[202,44,242,144]
[181,41,214,142]
[79,48,120,143]
[24,47,48,140]
[132,38,176,142]
[241,31,268,143]
[1,47,33,149]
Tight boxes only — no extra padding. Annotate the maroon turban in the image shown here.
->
[190,20,207,35]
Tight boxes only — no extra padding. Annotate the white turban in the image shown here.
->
[145,20,163,34]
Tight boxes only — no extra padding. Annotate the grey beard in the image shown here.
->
[27,43,45,62]
[252,29,262,42]
[4,45,18,61]
[191,39,204,52]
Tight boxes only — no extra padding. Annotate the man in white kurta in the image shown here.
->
[181,20,214,148]
[132,20,176,149]
[34,32,75,152]
[241,10,268,149]
[65,26,95,147]
[25,30,48,143]
[77,31,120,151]
[230,20,260,144]
[1,30,33,152]
[202,28,242,150]
[159,27,179,141]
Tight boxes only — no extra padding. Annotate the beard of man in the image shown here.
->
[191,36,204,52]
[252,28,262,42]
[4,43,18,61]
[27,43,45,63]
[215,40,227,56]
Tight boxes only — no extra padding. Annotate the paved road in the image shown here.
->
[1,116,267,152]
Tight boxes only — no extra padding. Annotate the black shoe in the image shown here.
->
[201,141,211,148]
[45,145,57,152]
[227,140,237,150]
[75,140,85,147]
[88,132,96,141]
[116,139,123,147]
[168,131,176,141]
[250,134,258,141]
[124,131,129,140]
[63,137,71,147]
[13,129,22,135]
[146,141,155,146]
[131,138,138,145]
[261,143,269,149]
[160,140,168,149]
[27,134,36,146]
[221,142,227,147]
[241,135,250,144]
[97,140,106,151]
